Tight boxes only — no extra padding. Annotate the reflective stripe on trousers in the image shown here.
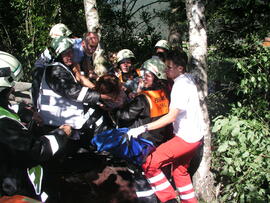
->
[142,136,201,203]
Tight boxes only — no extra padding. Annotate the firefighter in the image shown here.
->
[0,51,71,202]
[154,40,170,54]
[115,57,171,145]
[32,23,74,108]
[152,40,171,63]
[114,57,172,202]
[115,49,141,95]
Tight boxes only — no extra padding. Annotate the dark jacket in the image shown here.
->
[0,106,68,199]
[115,88,172,147]
[42,62,114,135]
[45,62,100,105]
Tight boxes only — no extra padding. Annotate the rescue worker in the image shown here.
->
[32,23,74,108]
[115,49,141,95]
[113,58,172,202]
[0,51,72,202]
[37,36,114,140]
[127,50,204,203]
[153,40,174,96]
[154,40,170,54]
[37,36,103,129]
[34,23,73,69]
[153,40,171,63]
[115,57,171,145]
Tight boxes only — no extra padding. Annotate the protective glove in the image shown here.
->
[127,125,148,140]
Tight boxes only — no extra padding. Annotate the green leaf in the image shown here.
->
[224,157,233,164]
[231,126,240,136]
[238,135,246,143]
[229,141,237,146]
[212,123,222,133]
[218,142,229,152]
[237,102,242,107]
[242,151,249,158]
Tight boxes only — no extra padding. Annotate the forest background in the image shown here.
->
[0,0,269,202]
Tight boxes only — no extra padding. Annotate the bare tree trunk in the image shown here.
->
[185,0,216,202]
[168,0,183,49]
[168,24,183,49]
[84,0,100,33]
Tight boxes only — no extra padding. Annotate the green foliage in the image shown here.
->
[99,0,162,64]
[212,114,270,202]
[206,0,270,57]
[236,43,269,101]
[0,0,86,82]
[207,1,270,198]
[0,0,163,82]
[210,35,270,202]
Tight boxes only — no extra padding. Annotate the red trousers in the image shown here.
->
[142,136,201,203]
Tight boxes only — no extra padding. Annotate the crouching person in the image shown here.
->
[0,52,72,202]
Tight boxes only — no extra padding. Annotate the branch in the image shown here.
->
[133,14,156,29]
[133,20,147,30]
[1,24,12,47]
[130,0,169,18]
[128,0,138,13]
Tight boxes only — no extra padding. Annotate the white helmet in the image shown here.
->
[50,36,74,57]
[116,49,135,63]
[141,58,167,80]
[155,40,170,51]
[49,23,72,39]
[0,51,23,89]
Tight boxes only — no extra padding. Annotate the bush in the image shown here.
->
[212,112,269,202]
[211,36,270,202]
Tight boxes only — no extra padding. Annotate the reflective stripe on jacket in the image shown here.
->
[37,62,90,129]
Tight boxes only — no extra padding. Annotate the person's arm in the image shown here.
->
[0,117,70,164]
[46,65,100,105]
[127,107,180,138]
[116,94,149,126]
[72,64,95,89]
[147,107,180,131]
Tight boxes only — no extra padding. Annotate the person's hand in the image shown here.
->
[59,124,72,137]
[100,94,114,101]
[137,77,144,93]
[32,112,43,126]
[127,125,147,140]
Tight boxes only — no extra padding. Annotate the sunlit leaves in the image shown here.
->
[212,113,270,202]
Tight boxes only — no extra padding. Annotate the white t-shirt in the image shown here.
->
[169,73,204,143]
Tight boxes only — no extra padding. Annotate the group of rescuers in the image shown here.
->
[0,23,205,203]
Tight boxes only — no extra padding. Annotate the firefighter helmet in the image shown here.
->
[49,23,72,39]
[50,36,74,57]
[116,49,135,63]
[0,51,23,89]
[155,40,170,51]
[141,58,167,80]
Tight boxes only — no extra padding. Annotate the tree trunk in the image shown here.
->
[84,0,100,33]
[168,24,183,49]
[185,0,216,202]
[167,0,184,49]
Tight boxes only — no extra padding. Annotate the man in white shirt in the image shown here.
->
[127,50,204,203]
